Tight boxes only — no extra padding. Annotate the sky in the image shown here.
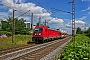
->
[0,0,90,34]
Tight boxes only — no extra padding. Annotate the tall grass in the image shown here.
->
[0,34,32,50]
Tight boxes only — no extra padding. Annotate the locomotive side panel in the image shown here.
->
[42,26,48,40]
[48,29,61,40]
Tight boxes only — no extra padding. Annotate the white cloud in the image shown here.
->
[18,0,25,3]
[14,0,18,4]
[0,0,66,32]
[1,0,14,8]
[34,13,51,20]
[48,18,65,31]
[1,0,65,26]
[65,15,88,32]
[1,0,52,22]
[79,16,86,20]
[82,0,90,2]
[75,20,85,24]
[66,16,86,28]
[49,18,64,24]
[66,22,71,28]
[0,12,8,19]
[66,19,86,32]
[82,7,90,11]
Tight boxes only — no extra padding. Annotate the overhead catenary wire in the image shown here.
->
[16,10,30,18]
[34,0,51,13]
[51,7,72,14]
[34,0,45,9]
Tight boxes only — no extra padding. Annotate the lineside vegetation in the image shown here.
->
[58,34,90,60]
[0,34,32,50]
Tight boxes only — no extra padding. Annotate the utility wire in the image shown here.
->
[34,0,51,13]
[34,0,45,9]
[51,7,72,14]
[16,10,30,18]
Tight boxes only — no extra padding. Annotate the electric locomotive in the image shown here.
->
[32,26,67,43]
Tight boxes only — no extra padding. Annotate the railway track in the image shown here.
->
[0,44,36,55]
[0,36,72,60]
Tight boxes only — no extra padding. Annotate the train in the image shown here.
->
[32,26,67,43]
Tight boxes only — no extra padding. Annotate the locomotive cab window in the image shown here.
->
[34,28,43,32]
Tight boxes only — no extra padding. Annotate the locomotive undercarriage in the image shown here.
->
[33,36,61,44]
[33,37,44,43]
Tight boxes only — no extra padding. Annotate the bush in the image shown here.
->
[27,40,34,44]
[0,31,12,36]
[59,34,90,59]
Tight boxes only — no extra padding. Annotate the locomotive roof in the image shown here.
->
[35,26,48,28]
[35,26,67,33]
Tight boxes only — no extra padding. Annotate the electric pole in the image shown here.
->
[31,13,33,30]
[12,9,17,43]
[39,17,41,26]
[45,20,46,26]
[85,23,86,31]
[68,0,75,39]
[72,0,75,36]
[45,20,48,26]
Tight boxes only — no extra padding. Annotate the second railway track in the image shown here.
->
[0,36,72,60]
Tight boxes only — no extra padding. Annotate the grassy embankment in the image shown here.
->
[56,34,90,60]
[0,34,32,50]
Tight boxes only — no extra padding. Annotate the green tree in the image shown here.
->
[6,17,13,31]
[1,17,31,35]
[76,27,83,34]
[1,21,9,31]
[1,17,13,32]
[15,18,29,34]
[84,27,90,38]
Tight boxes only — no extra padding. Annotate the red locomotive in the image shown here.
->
[32,26,67,43]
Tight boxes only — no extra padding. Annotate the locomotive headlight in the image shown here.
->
[39,33,42,36]
[34,33,36,36]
